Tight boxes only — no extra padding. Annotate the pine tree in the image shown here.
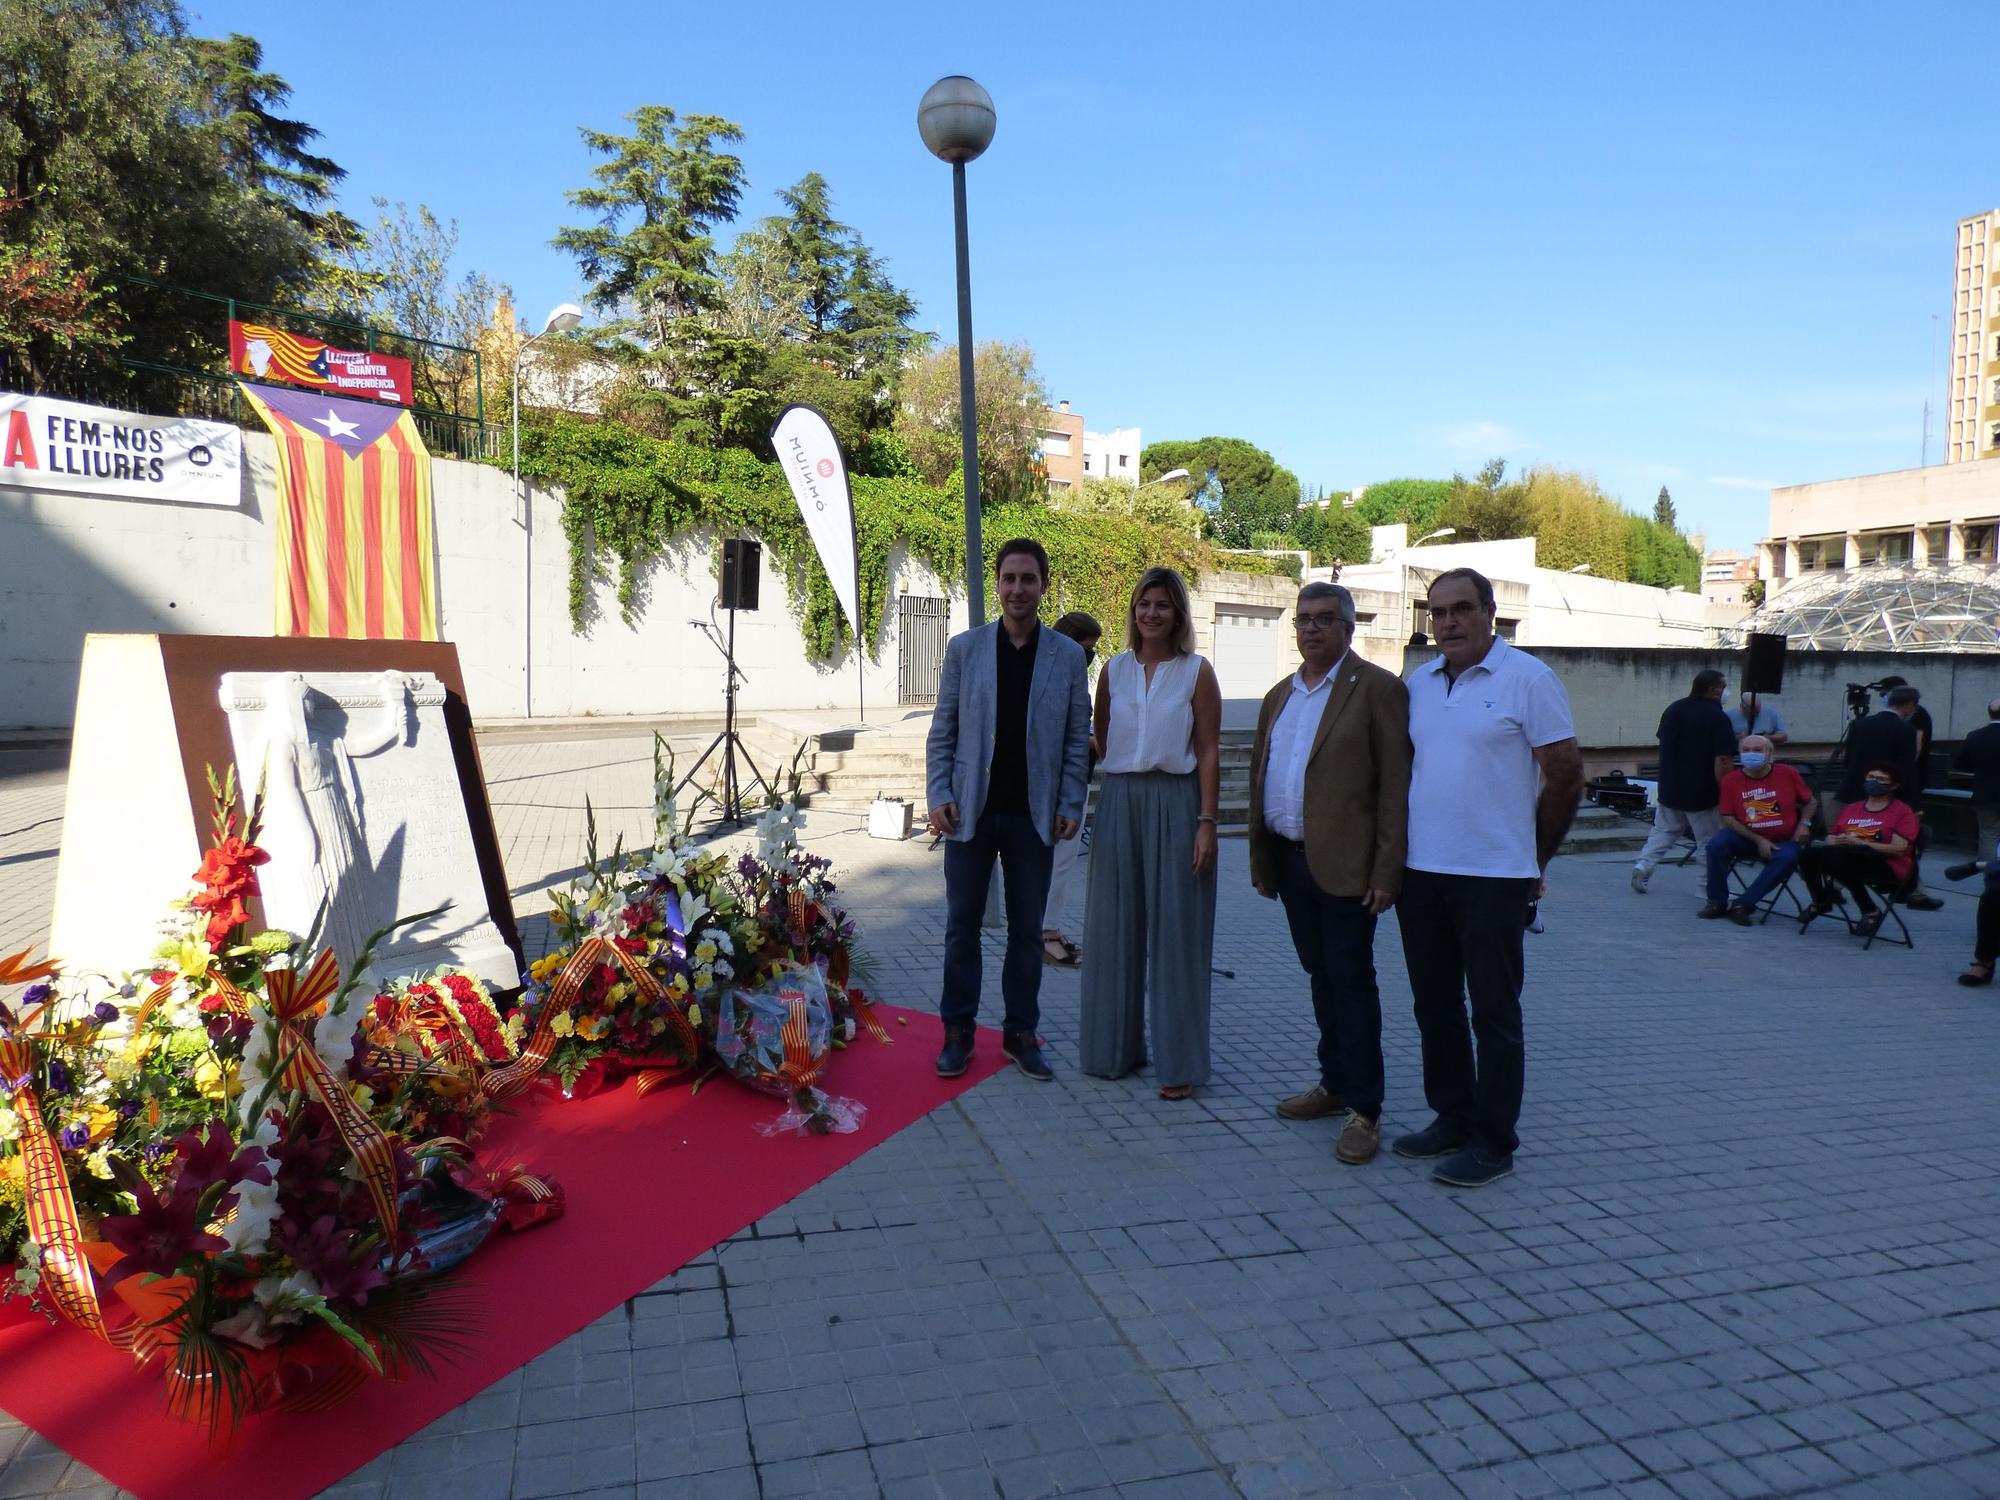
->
[554,106,768,444]
[1653,485,1677,531]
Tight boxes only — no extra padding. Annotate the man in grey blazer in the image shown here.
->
[926,537,1092,1082]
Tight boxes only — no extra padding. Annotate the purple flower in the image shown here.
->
[45,1058,72,1096]
[60,1122,89,1150]
[21,984,53,1008]
[93,1002,120,1025]
[118,1100,141,1119]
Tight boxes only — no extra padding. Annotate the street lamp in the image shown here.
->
[1569,562,1593,574]
[1416,527,1457,545]
[514,302,584,718]
[919,75,997,625]
[1138,468,1191,489]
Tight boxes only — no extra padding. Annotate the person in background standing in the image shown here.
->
[1631,670,1737,895]
[1249,581,1410,1166]
[1040,611,1102,967]
[1727,689,1791,746]
[925,538,1092,1083]
[1079,568,1221,1101]
[1396,568,1582,1189]
[1872,679,1942,909]
[1952,698,2000,859]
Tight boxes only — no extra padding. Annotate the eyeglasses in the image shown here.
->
[1294,611,1347,633]
[1427,600,1486,621]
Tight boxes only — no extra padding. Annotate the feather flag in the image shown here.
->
[238,383,439,640]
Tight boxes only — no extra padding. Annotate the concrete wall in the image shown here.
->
[1400,642,2000,752]
[0,429,1290,730]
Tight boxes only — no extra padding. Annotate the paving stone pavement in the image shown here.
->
[4,734,2000,1500]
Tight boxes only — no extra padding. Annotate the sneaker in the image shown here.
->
[1697,902,1728,919]
[1391,1120,1471,1160]
[1275,1083,1345,1121]
[1630,869,1649,894]
[935,1026,975,1079]
[1905,893,1944,912]
[1336,1111,1380,1165]
[1725,905,1754,927]
[1002,1034,1055,1081]
[1433,1146,1514,1188]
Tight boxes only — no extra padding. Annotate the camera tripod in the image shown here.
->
[676,599,770,825]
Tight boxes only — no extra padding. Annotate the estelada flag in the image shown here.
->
[229,319,415,405]
[238,383,439,640]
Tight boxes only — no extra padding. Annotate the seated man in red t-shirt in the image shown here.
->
[1799,761,1921,936]
[1703,735,1816,923]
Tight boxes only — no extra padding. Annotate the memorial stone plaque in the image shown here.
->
[218,669,519,990]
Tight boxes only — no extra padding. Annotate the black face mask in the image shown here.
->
[1863,780,1892,796]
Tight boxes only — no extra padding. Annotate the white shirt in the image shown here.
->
[1261,656,1347,841]
[1099,651,1203,774]
[1407,636,1575,878]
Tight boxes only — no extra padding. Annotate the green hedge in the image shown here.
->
[500,417,1283,658]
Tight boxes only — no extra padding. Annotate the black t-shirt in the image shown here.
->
[1840,710,1918,804]
[1911,705,1935,788]
[1655,694,1736,811]
[1955,722,2000,803]
[985,623,1038,817]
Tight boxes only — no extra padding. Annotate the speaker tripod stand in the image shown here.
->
[677,598,770,825]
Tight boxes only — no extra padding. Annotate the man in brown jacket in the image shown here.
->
[1249,581,1412,1165]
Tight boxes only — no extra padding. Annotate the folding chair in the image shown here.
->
[1726,853,1808,925]
[1819,881,1914,951]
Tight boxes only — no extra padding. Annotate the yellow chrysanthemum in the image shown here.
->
[550,1012,576,1038]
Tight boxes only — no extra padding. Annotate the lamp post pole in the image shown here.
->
[920,76,997,628]
[951,160,984,626]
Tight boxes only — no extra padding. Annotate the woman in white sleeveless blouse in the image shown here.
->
[1079,567,1221,1098]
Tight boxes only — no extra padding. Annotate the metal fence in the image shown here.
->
[2,279,501,462]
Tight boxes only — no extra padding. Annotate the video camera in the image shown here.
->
[1844,679,1893,719]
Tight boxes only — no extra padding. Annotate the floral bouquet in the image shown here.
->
[734,796,888,1050]
[712,962,864,1136]
[356,968,522,1143]
[0,771,519,1435]
[499,798,752,1099]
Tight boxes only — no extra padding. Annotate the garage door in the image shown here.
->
[1210,604,1290,702]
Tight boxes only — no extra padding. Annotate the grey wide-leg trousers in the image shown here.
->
[1079,770,1217,1085]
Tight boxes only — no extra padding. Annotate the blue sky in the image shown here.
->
[189,1,1976,551]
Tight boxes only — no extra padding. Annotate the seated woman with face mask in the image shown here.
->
[1798,762,1920,938]
[1702,735,1816,923]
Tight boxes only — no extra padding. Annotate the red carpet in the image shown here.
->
[0,1007,1007,1500]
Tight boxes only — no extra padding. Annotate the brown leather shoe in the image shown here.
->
[1275,1084,1344,1121]
[1336,1111,1380,1165]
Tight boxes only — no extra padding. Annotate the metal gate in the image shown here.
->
[898,595,949,704]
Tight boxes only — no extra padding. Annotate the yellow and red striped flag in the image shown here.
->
[238,382,439,640]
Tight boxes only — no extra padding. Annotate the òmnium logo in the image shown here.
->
[188,445,213,467]
[815,458,835,478]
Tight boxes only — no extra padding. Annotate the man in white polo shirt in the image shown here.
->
[1394,567,1582,1188]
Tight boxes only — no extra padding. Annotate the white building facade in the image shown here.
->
[1081,426,1142,485]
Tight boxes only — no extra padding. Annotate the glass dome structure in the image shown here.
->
[1734,564,2000,652]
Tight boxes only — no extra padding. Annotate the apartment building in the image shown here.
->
[1040,401,1084,491]
[1950,209,2000,463]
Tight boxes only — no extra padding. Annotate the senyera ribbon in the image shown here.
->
[265,951,401,1238]
[482,936,700,1100]
[0,1035,110,1342]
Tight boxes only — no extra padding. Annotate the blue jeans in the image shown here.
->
[940,811,1054,1042]
[1706,829,1801,909]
